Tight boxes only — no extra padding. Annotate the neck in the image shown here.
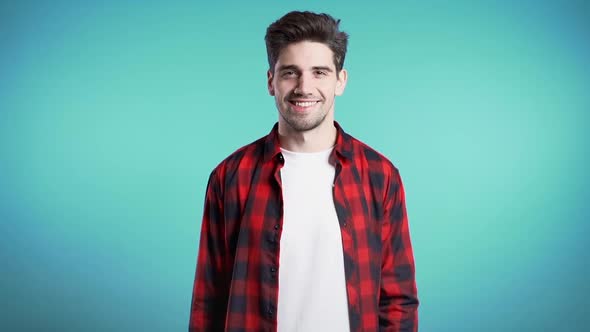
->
[278,118,337,153]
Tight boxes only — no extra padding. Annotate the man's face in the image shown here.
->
[267,41,347,132]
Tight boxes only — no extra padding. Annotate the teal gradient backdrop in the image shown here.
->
[1,1,588,331]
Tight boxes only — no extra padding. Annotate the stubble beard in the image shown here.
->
[279,105,329,132]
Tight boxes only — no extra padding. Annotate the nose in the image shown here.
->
[295,73,313,95]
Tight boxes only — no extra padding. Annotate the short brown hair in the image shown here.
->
[264,11,349,73]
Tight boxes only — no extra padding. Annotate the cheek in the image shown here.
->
[320,86,337,98]
[276,83,292,97]
[319,80,338,93]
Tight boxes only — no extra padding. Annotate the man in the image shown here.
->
[189,11,419,332]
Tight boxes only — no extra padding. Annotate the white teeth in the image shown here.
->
[293,101,317,107]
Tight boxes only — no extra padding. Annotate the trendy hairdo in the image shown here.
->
[264,11,349,73]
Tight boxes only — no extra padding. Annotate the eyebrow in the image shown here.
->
[311,66,334,72]
[276,65,334,73]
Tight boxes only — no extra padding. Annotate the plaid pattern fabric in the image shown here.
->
[189,122,419,332]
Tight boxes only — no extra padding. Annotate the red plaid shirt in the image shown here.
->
[189,122,419,331]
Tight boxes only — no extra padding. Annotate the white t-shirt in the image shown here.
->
[277,147,350,332]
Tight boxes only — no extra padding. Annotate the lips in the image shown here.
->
[288,99,320,111]
[291,100,318,107]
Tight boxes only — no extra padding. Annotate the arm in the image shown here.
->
[189,171,229,331]
[379,170,419,331]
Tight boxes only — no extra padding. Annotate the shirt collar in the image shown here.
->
[262,121,353,164]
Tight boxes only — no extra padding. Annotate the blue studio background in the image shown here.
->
[1,0,589,331]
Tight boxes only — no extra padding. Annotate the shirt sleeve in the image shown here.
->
[379,169,419,332]
[189,170,229,331]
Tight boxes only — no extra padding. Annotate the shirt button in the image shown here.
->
[277,154,284,162]
[271,267,277,272]
[274,224,280,230]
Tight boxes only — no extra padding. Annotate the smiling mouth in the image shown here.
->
[289,100,319,108]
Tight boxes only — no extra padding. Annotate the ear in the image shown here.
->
[335,69,348,96]
[267,70,275,96]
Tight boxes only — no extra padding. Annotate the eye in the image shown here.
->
[281,70,297,78]
[314,70,328,76]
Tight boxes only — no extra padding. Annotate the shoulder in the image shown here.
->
[345,132,406,204]
[208,134,267,183]
[347,133,401,179]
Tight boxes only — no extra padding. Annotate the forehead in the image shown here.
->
[275,41,335,69]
